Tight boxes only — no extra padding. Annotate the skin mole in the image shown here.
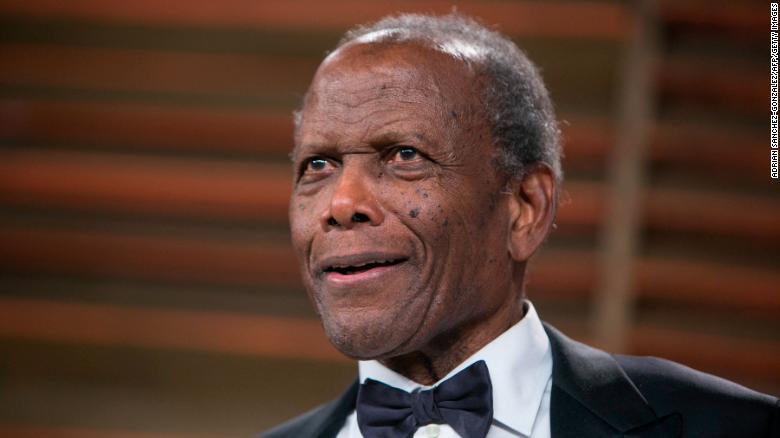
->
[409,208,420,218]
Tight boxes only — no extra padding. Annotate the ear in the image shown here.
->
[505,164,557,262]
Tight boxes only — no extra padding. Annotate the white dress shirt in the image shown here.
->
[337,300,552,438]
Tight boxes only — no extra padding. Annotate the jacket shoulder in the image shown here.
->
[615,354,780,436]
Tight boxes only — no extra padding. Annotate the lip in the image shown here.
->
[315,252,409,286]
[324,262,406,286]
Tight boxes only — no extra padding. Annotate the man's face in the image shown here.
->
[290,42,516,360]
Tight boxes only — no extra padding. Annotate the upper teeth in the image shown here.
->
[331,259,396,269]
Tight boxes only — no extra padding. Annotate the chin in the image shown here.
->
[319,307,420,360]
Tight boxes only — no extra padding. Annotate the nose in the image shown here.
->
[321,165,384,230]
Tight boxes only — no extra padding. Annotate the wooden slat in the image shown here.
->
[644,188,780,240]
[557,181,604,230]
[0,100,294,154]
[0,297,345,362]
[0,149,292,222]
[0,0,628,40]
[0,43,317,97]
[631,326,780,383]
[650,122,767,175]
[0,425,218,438]
[658,61,764,114]
[636,258,780,314]
[0,227,300,287]
[528,249,597,298]
[559,117,613,165]
[659,1,766,40]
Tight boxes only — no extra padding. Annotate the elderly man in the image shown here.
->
[262,13,778,438]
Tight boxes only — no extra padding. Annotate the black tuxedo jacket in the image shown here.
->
[260,324,779,437]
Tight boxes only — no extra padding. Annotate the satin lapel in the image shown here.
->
[544,324,681,438]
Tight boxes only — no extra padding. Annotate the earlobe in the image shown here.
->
[506,164,557,262]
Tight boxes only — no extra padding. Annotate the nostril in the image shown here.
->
[351,213,369,223]
[327,217,339,226]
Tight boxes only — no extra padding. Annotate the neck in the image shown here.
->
[379,294,525,385]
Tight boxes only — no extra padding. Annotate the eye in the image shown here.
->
[385,146,431,179]
[307,158,328,171]
[298,156,336,182]
[390,147,420,162]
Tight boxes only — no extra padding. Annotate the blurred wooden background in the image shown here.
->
[0,0,777,437]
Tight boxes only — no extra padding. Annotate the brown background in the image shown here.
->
[0,0,777,437]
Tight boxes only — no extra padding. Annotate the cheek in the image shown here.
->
[289,195,319,252]
[422,180,486,231]
[381,185,453,242]
[420,179,508,269]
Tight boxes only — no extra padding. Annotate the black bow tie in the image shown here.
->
[356,360,493,438]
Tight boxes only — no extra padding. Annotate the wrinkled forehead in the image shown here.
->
[305,38,483,110]
[293,37,491,153]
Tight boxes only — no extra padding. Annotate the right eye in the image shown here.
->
[299,156,336,182]
[307,158,329,171]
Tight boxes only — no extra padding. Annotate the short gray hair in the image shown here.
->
[299,13,562,182]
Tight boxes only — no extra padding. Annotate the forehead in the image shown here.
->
[297,42,482,147]
[321,39,473,80]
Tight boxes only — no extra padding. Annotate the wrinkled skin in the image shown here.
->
[289,41,555,383]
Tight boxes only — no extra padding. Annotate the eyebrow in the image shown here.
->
[292,141,337,159]
[368,130,431,145]
[296,131,429,150]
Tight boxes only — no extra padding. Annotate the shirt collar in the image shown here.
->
[358,300,552,436]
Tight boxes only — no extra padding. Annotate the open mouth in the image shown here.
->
[323,258,407,276]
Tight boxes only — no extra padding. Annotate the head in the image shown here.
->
[289,14,561,362]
